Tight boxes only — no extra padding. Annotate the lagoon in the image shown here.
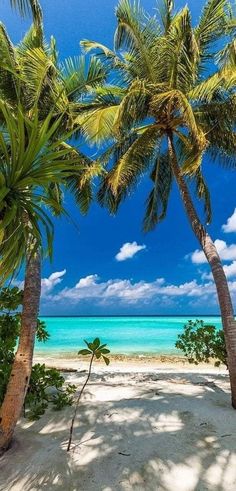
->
[36,316,222,356]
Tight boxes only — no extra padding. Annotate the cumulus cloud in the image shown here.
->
[13,270,67,293]
[222,209,236,233]
[191,239,236,264]
[37,268,236,312]
[41,270,66,295]
[75,275,99,288]
[42,272,219,306]
[115,241,146,261]
[223,261,236,279]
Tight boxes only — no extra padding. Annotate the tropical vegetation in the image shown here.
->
[77,0,236,406]
[0,100,87,452]
[0,0,108,451]
[0,286,76,421]
[176,319,227,367]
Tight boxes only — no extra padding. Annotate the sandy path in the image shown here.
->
[0,362,236,491]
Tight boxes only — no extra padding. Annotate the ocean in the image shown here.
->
[36,316,222,357]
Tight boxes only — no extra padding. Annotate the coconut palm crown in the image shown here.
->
[78,0,236,229]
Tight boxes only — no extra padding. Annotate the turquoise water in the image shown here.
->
[36,316,222,356]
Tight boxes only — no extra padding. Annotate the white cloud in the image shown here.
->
[115,241,146,261]
[75,275,99,288]
[37,269,236,312]
[224,261,236,279]
[191,239,236,264]
[222,209,236,233]
[41,270,66,295]
[13,270,67,294]
[43,273,218,306]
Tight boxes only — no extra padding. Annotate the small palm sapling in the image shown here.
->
[67,338,110,452]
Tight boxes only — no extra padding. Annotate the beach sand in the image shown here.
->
[1,356,236,491]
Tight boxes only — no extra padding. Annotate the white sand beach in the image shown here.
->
[1,358,236,491]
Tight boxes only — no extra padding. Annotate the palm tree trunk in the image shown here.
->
[0,249,41,453]
[168,132,236,408]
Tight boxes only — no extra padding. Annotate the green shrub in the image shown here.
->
[175,319,227,367]
[0,287,76,419]
[26,364,76,420]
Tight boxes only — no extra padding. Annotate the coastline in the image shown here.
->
[34,352,225,373]
[34,351,181,360]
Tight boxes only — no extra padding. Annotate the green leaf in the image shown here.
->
[98,343,107,350]
[77,105,119,145]
[93,337,100,350]
[102,355,110,366]
[78,349,91,356]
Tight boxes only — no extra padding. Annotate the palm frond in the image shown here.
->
[115,0,160,81]
[104,124,160,196]
[17,23,44,54]
[188,72,222,101]
[10,0,42,24]
[157,0,174,33]
[20,46,58,109]
[193,169,212,224]
[143,152,172,231]
[0,24,19,103]
[61,55,108,101]
[67,157,105,214]
[114,79,150,135]
[195,0,232,61]
[217,36,236,69]
[76,105,120,145]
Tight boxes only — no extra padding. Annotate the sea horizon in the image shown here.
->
[40,314,222,318]
[36,315,223,357]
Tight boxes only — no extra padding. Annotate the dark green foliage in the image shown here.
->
[26,364,76,420]
[0,313,19,404]
[36,319,50,343]
[0,287,23,404]
[78,337,111,365]
[175,319,227,367]
[0,286,76,419]
[0,287,23,311]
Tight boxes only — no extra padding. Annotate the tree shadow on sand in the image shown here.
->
[0,370,236,491]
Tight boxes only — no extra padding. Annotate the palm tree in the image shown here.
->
[0,24,106,452]
[78,0,236,406]
[9,0,42,25]
[0,19,107,232]
[0,102,87,452]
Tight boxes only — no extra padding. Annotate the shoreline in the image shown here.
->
[34,352,226,373]
[34,351,181,360]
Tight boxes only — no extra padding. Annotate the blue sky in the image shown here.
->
[3,0,236,315]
